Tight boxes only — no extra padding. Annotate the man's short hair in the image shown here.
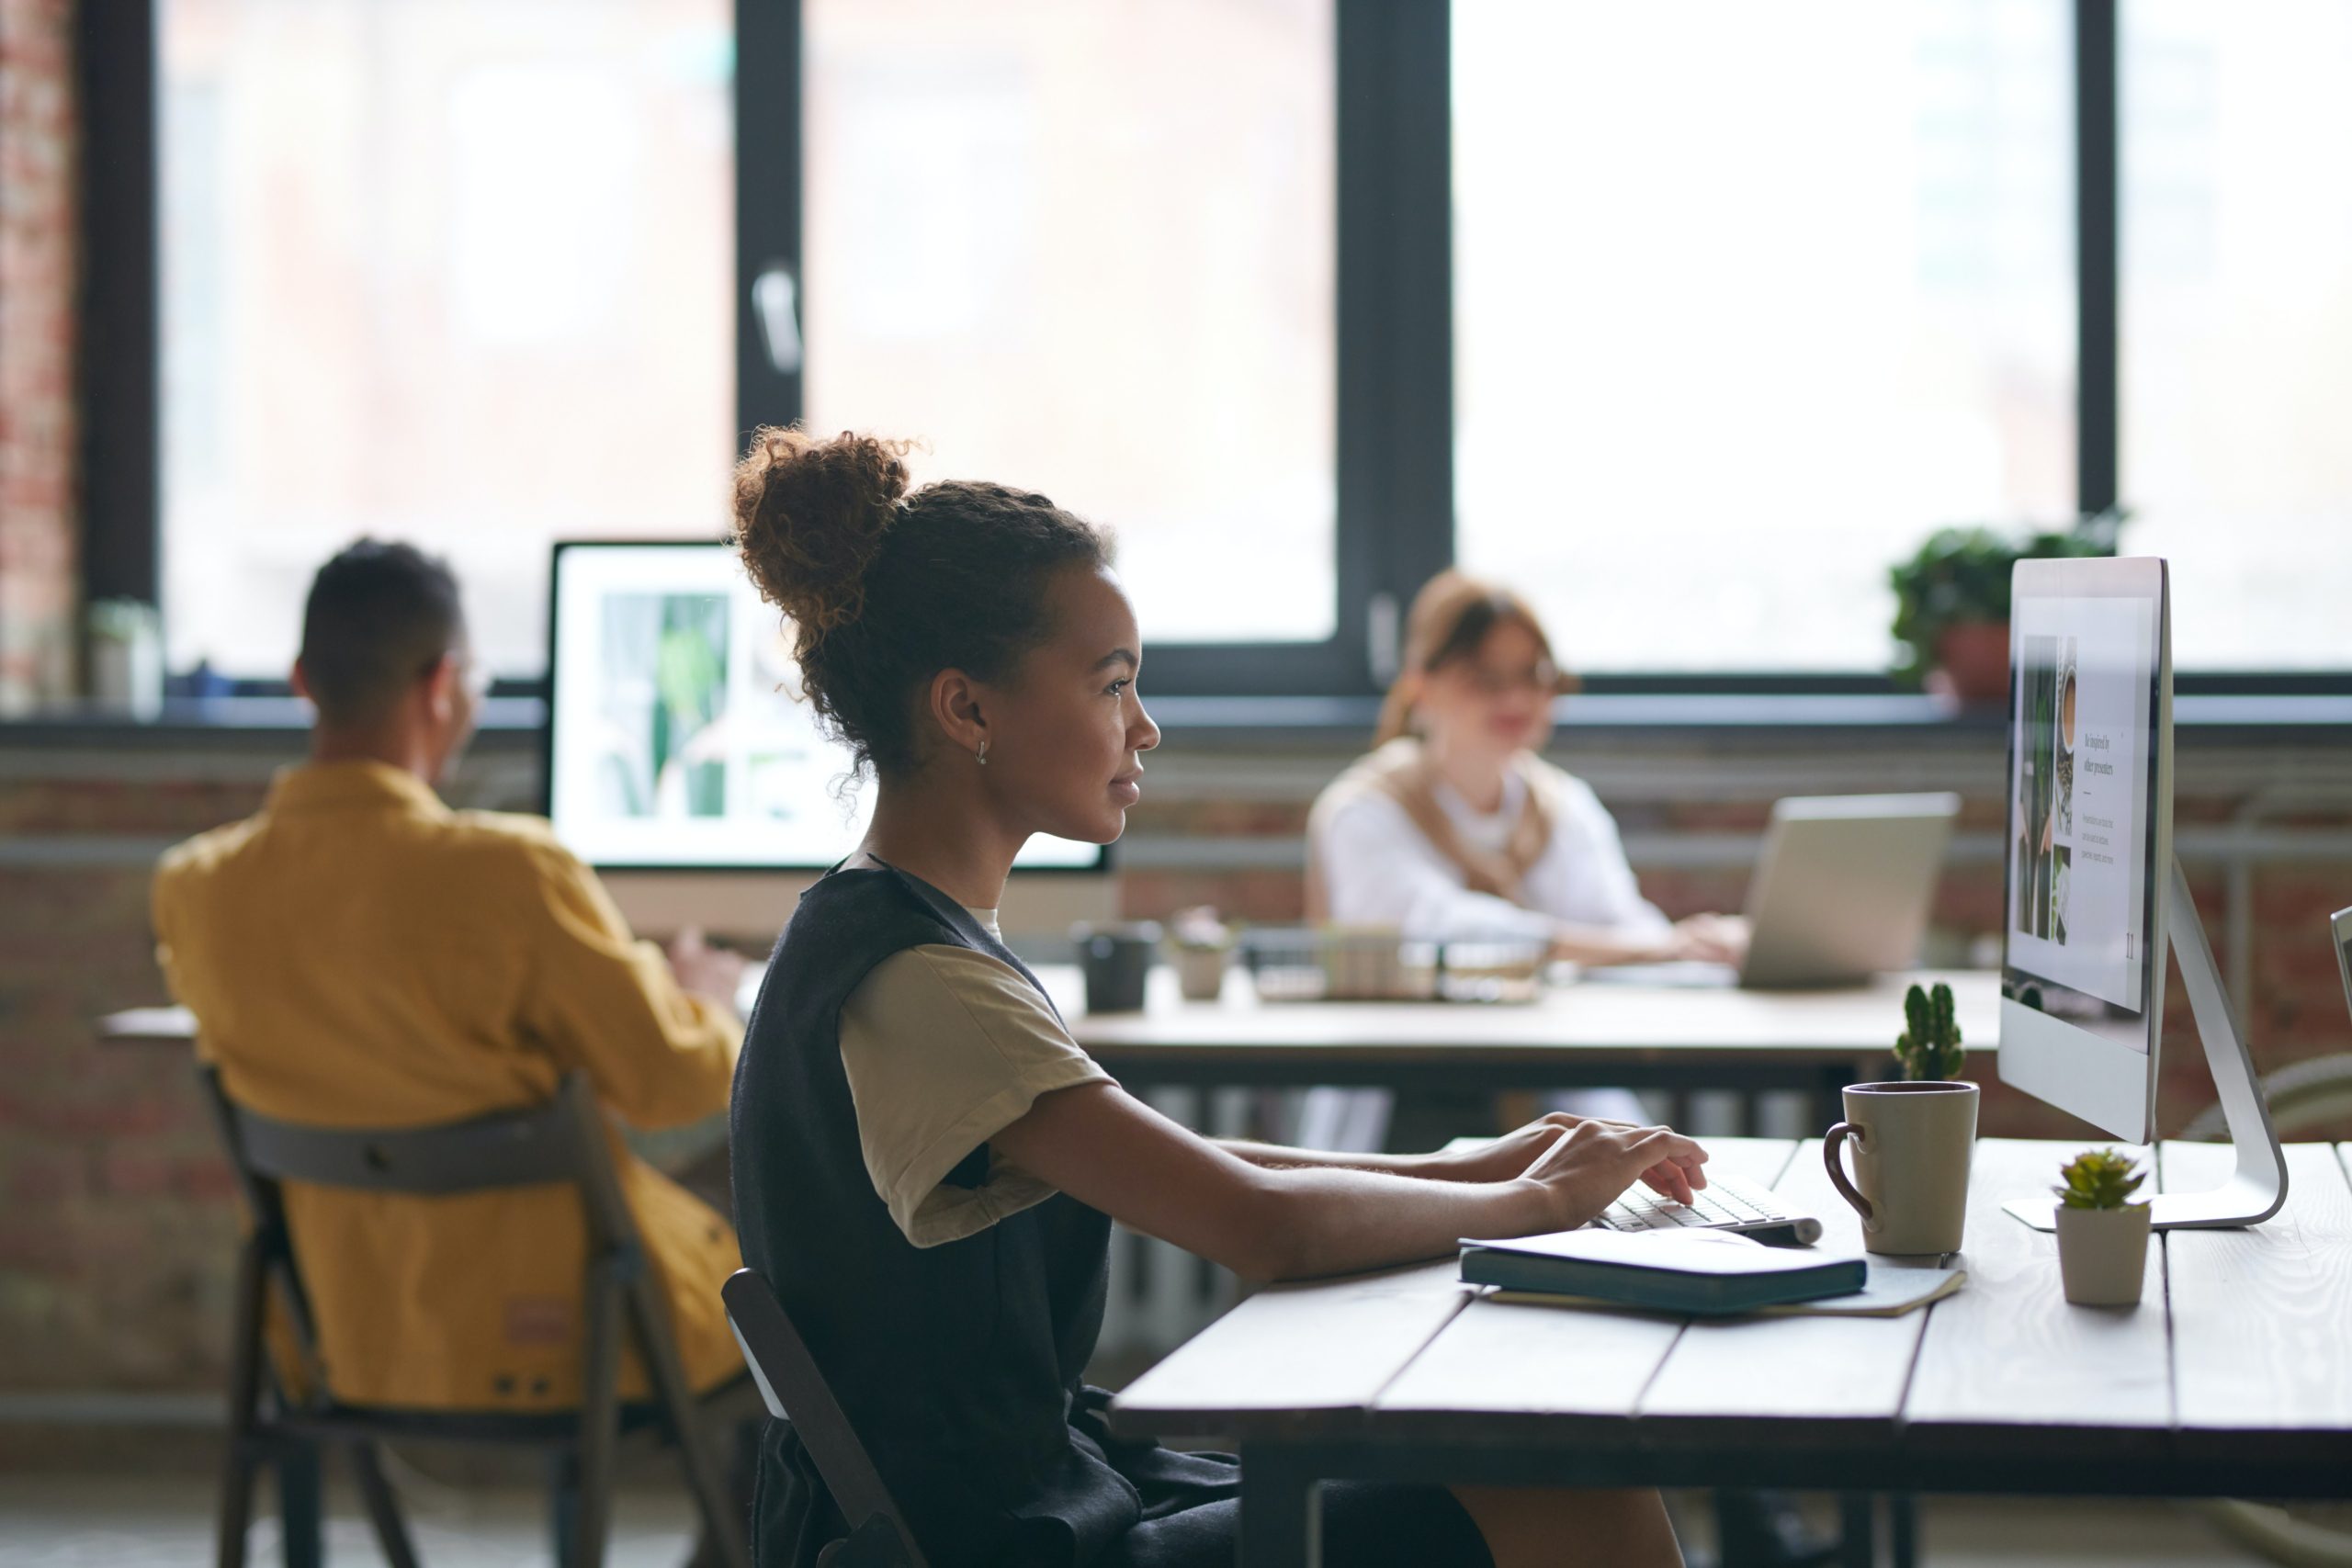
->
[299,540,466,725]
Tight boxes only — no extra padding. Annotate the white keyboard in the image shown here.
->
[1589,1171,1824,1245]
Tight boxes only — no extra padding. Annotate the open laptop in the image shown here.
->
[2335,905,2352,1030]
[1588,792,1961,990]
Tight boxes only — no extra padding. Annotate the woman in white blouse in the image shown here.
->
[1301,572,1747,1140]
[1310,570,1746,966]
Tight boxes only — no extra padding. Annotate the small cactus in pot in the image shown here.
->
[1892,981,1967,1082]
[2052,1147,2152,1306]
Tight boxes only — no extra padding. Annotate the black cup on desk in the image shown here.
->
[1072,921,1161,1013]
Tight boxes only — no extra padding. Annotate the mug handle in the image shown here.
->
[1823,1122,1874,1225]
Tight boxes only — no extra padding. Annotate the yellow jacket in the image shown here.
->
[153,761,744,1411]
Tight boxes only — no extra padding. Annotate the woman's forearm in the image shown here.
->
[1550,921,1666,967]
[1244,1163,1552,1280]
[1216,1138,1439,1179]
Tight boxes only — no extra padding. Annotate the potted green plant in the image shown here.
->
[1889,509,2127,703]
[2052,1147,2151,1306]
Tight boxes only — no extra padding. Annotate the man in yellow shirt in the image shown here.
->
[154,540,746,1412]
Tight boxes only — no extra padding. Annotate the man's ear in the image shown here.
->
[420,651,462,725]
[289,660,313,705]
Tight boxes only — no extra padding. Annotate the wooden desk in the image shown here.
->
[1052,968,2000,1132]
[1111,1136,2352,1568]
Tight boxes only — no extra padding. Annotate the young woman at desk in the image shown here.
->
[1303,571,1748,1135]
[728,429,1702,1568]
[1309,569,1746,970]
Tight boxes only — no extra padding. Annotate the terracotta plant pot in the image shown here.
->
[2055,1202,2152,1306]
[1931,622,2012,705]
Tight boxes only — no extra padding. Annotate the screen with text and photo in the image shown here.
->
[547,544,1102,871]
[2006,594,2155,1026]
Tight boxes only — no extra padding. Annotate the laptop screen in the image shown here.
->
[2335,907,2352,1031]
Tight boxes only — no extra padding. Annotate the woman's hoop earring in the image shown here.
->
[976,739,989,766]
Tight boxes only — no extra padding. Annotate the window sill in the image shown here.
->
[5,692,2349,748]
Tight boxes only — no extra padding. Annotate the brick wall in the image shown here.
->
[0,0,79,712]
[6,727,2348,1406]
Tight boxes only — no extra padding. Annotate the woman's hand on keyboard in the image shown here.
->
[1438,1112,1708,1201]
[1513,1120,1711,1230]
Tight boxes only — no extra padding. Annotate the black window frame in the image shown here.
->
[743,0,1445,698]
[72,0,2352,708]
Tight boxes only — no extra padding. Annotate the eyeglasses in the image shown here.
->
[1460,663,1561,697]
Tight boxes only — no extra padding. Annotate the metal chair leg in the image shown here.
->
[215,1442,260,1568]
[349,1442,421,1568]
[277,1444,323,1568]
[550,1449,583,1568]
[217,1237,269,1568]
[628,1272,752,1568]
[573,1269,624,1568]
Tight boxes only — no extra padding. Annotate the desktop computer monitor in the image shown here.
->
[543,540,1114,933]
[1997,555,2171,1142]
[1998,555,2284,1229]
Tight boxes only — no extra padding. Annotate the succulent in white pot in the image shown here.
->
[1166,907,1237,1003]
[2052,1147,2152,1306]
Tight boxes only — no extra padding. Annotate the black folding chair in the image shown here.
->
[200,1066,752,1568]
[721,1269,929,1568]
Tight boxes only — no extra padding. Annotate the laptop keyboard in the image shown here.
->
[1590,1171,1824,1244]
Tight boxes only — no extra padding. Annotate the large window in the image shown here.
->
[799,0,1337,646]
[107,0,2351,694]
[1453,0,2075,672]
[160,0,732,677]
[2120,0,2352,670]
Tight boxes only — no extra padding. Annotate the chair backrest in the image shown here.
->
[721,1269,930,1568]
[198,1064,649,1351]
[202,1067,635,1228]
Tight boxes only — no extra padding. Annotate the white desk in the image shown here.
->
[1046,965,2000,1133]
[103,967,2002,1130]
[1112,1137,2352,1568]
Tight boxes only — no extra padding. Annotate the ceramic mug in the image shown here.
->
[1822,1080,1979,1255]
[1072,921,1162,1013]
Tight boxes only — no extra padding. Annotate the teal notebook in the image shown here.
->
[1459,1228,1867,1315]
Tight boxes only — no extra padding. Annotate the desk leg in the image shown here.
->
[1889,1493,1917,1568]
[1238,1446,1320,1568]
[277,1443,322,1568]
[1814,1064,1855,1137]
[1836,1493,1875,1568]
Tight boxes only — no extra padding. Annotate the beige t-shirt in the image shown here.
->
[838,908,1114,1247]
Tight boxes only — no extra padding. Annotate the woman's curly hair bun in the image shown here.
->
[730,426,914,635]
[729,424,1111,779]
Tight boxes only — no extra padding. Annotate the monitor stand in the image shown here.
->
[2004,856,2288,1232]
